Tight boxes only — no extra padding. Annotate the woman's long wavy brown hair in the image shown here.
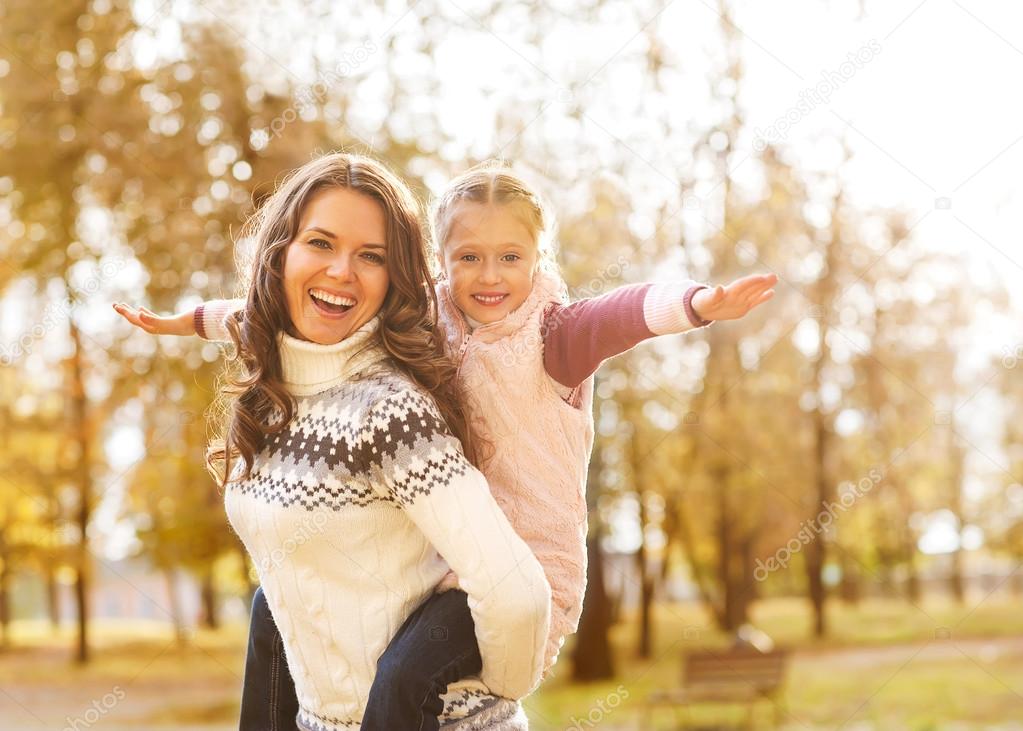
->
[207,152,475,486]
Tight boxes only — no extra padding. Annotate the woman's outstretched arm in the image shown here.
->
[113,298,244,342]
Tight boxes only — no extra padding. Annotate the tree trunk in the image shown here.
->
[572,531,615,681]
[946,418,966,603]
[163,567,188,646]
[804,180,843,638]
[806,322,834,638]
[0,549,10,649]
[200,567,219,630]
[572,409,615,682]
[635,490,655,659]
[948,549,965,603]
[904,545,921,603]
[838,551,861,604]
[46,563,61,631]
[714,471,750,632]
[805,413,829,636]
[68,318,92,664]
[716,482,735,630]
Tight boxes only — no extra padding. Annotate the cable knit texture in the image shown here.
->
[222,316,550,730]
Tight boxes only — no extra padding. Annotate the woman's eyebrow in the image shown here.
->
[303,228,384,248]
[303,226,337,238]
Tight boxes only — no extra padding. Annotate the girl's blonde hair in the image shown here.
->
[431,162,559,276]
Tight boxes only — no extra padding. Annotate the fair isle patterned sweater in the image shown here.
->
[221,318,550,730]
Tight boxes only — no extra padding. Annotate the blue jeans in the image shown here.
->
[240,586,299,730]
[239,586,482,731]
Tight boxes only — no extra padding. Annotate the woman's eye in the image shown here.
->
[309,238,332,250]
[461,254,479,262]
[362,252,385,264]
[502,254,521,262]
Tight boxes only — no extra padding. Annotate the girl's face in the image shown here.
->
[282,187,390,344]
[441,201,539,325]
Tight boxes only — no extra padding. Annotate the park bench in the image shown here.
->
[643,648,789,729]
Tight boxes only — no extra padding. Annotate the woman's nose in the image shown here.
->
[325,254,355,281]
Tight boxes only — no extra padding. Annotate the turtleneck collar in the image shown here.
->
[278,317,388,396]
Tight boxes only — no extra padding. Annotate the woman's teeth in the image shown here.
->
[306,288,356,306]
[310,288,355,312]
[472,294,507,305]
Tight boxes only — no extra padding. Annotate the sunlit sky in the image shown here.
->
[128,0,1022,299]
[6,0,1022,558]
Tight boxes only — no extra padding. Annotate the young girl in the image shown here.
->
[116,163,775,729]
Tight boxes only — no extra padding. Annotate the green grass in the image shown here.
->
[525,596,1023,730]
[3,597,1023,729]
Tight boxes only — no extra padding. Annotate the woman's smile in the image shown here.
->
[308,287,357,318]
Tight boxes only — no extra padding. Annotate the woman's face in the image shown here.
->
[282,187,390,345]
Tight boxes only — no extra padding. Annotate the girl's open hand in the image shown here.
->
[691,273,778,322]
[112,303,196,336]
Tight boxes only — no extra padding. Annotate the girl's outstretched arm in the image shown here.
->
[688,274,777,322]
[543,273,777,389]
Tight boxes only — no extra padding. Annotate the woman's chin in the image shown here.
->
[289,321,349,345]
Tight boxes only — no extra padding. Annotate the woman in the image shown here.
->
[123,153,551,730]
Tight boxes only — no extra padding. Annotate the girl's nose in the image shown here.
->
[479,260,501,284]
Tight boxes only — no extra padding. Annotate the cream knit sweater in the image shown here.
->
[222,318,550,730]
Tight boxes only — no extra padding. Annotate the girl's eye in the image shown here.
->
[502,254,521,262]
[460,254,479,262]
[309,238,332,250]
[362,252,385,264]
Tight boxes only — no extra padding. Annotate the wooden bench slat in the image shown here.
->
[646,649,790,712]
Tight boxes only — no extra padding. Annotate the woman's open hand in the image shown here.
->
[691,273,778,322]
[112,303,196,336]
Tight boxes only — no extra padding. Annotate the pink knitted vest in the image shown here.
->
[437,269,594,672]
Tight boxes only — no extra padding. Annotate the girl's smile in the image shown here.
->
[471,292,510,307]
[441,201,540,325]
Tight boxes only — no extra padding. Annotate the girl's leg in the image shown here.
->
[361,589,482,731]
[239,586,299,731]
